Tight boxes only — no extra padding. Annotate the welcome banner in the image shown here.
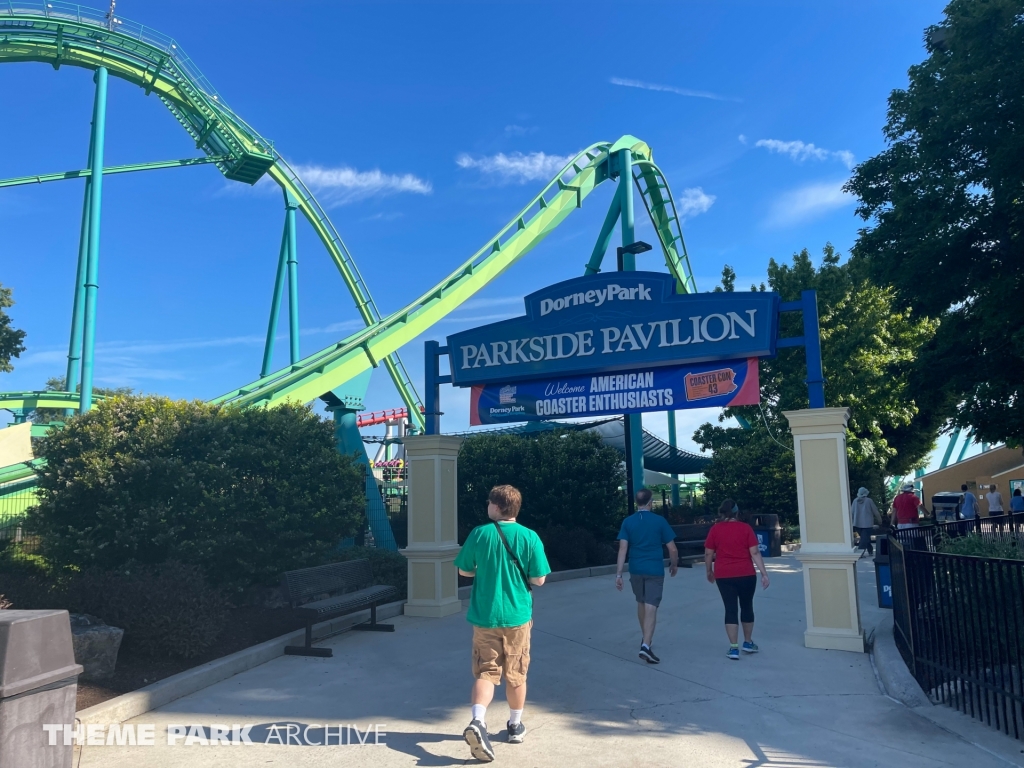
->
[469,358,760,426]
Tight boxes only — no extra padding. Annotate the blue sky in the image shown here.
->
[1,0,968,466]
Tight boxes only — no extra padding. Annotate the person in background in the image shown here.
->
[704,499,770,660]
[986,483,1005,516]
[892,483,922,529]
[960,484,978,520]
[1010,488,1024,515]
[455,484,550,761]
[851,487,881,557]
[615,488,679,664]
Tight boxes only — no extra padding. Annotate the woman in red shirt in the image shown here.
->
[704,499,771,660]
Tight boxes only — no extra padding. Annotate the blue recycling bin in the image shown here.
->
[750,514,782,557]
[874,535,892,608]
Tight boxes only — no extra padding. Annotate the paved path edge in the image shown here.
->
[76,600,406,726]
[871,612,932,707]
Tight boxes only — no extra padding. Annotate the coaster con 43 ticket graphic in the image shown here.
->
[470,358,759,425]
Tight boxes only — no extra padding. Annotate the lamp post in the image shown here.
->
[615,240,652,514]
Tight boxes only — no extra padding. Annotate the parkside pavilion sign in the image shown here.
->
[447,272,780,386]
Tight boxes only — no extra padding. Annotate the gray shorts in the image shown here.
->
[629,574,664,607]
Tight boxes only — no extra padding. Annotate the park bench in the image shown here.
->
[281,559,398,658]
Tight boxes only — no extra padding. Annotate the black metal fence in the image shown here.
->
[890,514,1023,553]
[890,536,1024,739]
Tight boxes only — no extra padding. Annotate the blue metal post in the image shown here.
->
[618,148,646,491]
[284,192,300,365]
[65,131,94,409]
[79,67,108,414]
[423,341,451,435]
[801,289,826,409]
[260,226,289,377]
[668,411,680,508]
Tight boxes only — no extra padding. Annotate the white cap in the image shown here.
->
[901,482,914,493]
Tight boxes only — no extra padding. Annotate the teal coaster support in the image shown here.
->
[79,66,108,413]
[323,371,398,551]
[65,131,95,412]
[284,191,300,364]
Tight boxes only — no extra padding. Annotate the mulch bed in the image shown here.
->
[76,606,306,711]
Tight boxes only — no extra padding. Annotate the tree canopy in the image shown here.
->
[0,283,26,374]
[695,246,939,519]
[845,0,1024,443]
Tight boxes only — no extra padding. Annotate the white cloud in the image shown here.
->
[738,134,748,144]
[677,187,716,219]
[609,77,738,103]
[456,151,576,183]
[766,179,853,227]
[504,125,537,137]
[755,139,854,169]
[292,164,432,206]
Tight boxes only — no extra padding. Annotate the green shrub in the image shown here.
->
[331,546,408,600]
[66,562,229,659]
[27,396,366,590]
[936,533,1024,560]
[458,430,626,543]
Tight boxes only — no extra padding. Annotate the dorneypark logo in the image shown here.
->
[43,722,387,746]
[539,282,651,316]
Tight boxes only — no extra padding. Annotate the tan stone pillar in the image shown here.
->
[784,408,864,652]
[400,434,464,618]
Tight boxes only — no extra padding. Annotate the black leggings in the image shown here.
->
[716,575,757,625]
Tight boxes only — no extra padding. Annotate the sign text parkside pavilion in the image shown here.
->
[442,272,773,426]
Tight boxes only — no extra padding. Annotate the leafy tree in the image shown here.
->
[27,396,366,590]
[457,429,625,542]
[0,283,26,373]
[845,0,1024,443]
[695,246,940,521]
[30,375,134,424]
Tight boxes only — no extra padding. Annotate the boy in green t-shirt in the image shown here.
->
[454,484,550,762]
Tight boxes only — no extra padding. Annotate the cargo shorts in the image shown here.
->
[471,620,532,686]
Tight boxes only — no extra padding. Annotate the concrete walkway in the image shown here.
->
[78,554,1021,767]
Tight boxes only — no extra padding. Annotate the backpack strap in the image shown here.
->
[492,521,532,592]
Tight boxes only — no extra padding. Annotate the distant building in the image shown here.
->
[918,445,1024,517]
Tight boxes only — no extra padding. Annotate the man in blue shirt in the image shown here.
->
[960,484,978,520]
[616,489,678,664]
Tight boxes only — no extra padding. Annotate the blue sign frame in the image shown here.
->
[423,284,824,435]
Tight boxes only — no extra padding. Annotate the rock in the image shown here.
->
[69,613,124,681]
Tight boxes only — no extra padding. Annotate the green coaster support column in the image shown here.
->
[284,191,300,364]
[79,67,108,414]
[260,225,289,378]
[323,372,398,551]
[65,130,94,413]
[616,145,646,493]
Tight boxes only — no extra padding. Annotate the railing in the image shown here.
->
[890,536,1024,739]
[0,479,37,542]
[890,514,1023,552]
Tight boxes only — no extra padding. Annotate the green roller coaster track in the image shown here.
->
[0,1,697,431]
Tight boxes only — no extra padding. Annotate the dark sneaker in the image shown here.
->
[507,720,525,744]
[639,644,660,664]
[727,646,740,660]
[463,719,494,762]
[742,641,759,654]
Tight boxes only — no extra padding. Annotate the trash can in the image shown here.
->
[0,610,84,768]
[874,536,892,609]
[750,514,782,558]
[931,492,961,523]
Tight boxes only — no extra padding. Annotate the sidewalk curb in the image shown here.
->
[871,613,932,708]
[76,599,406,726]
